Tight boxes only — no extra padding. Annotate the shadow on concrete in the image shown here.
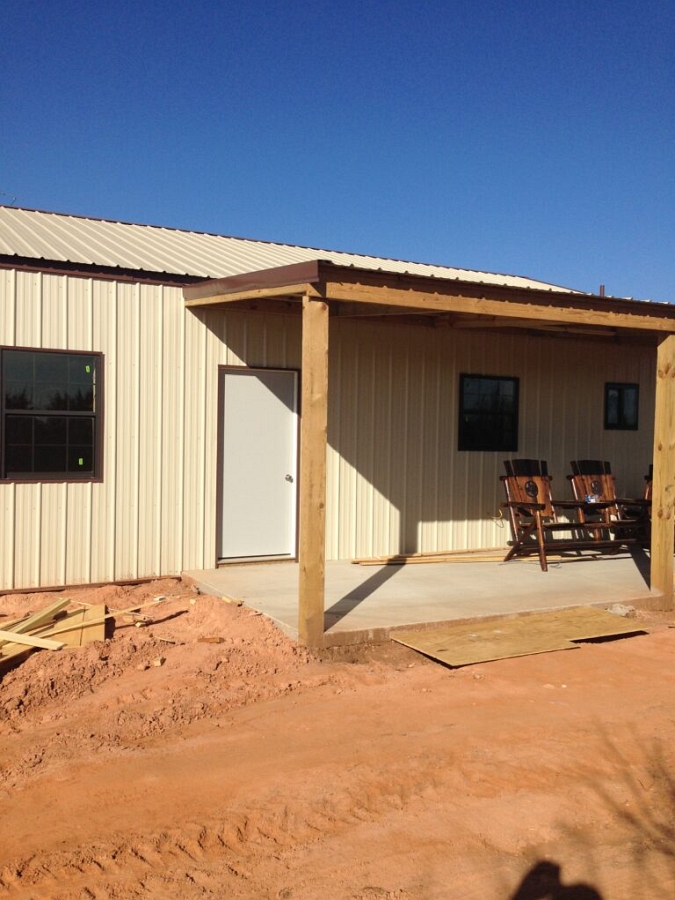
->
[324,562,403,628]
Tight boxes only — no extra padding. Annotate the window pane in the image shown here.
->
[622,386,638,427]
[2,350,101,480]
[5,443,33,473]
[606,388,619,426]
[3,350,34,381]
[34,445,67,472]
[35,416,67,445]
[68,355,96,384]
[459,374,519,451]
[4,380,33,409]
[68,385,94,411]
[5,415,32,444]
[69,417,94,444]
[34,354,68,383]
[605,382,638,430]
[68,445,93,473]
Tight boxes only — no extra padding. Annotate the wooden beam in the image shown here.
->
[324,280,675,333]
[184,283,313,307]
[298,294,329,647]
[650,334,675,608]
[187,297,303,315]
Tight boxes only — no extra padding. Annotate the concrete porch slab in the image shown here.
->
[184,549,660,646]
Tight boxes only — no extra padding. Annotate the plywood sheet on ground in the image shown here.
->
[392,607,646,667]
[37,605,107,647]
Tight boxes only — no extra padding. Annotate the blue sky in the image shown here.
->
[2,0,674,300]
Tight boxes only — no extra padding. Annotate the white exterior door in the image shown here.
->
[218,368,298,559]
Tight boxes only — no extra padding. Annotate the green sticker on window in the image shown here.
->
[78,457,84,466]
[85,365,91,373]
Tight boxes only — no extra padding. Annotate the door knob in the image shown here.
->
[285,474,294,483]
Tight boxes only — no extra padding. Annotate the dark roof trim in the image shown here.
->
[0,255,203,287]
[183,260,325,301]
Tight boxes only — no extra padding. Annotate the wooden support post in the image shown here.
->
[650,334,675,608]
[298,294,329,646]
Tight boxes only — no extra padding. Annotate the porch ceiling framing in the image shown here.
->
[185,260,675,645]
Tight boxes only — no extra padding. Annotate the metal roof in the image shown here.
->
[0,205,579,293]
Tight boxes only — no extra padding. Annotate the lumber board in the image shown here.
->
[3,599,71,636]
[352,551,572,566]
[0,629,64,650]
[352,548,503,565]
[392,607,646,668]
[37,605,106,647]
[39,597,170,639]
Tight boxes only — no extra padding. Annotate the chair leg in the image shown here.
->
[534,511,548,572]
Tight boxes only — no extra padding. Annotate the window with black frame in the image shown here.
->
[458,374,519,451]
[1,348,101,479]
[604,382,639,430]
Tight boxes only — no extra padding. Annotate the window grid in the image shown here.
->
[1,348,101,480]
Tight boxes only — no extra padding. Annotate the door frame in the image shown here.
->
[216,364,301,563]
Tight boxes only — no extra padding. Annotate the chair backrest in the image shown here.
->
[569,460,617,503]
[501,459,556,518]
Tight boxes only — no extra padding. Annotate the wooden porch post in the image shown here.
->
[298,294,329,646]
[650,333,675,609]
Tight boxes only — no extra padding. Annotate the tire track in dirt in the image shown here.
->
[0,758,443,899]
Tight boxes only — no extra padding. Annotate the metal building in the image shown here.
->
[1,206,674,644]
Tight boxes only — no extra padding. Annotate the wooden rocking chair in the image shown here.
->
[501,459,637,571]
[567,460,649,543]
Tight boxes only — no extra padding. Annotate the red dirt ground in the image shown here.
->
[1,577,674,900]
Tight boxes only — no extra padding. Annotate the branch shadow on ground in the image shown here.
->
[583,732,675,897]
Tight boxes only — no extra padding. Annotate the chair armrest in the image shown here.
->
[501,501,546,512]
[615,498,650,507]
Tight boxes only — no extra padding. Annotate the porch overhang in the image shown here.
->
[184,261,675,647]
[184,258,675,337]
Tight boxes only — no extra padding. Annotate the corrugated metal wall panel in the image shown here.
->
[181,308,208,571]
[160,284,185,577]
[114,283,141,580]
[90,279,118,583]
[327,321,656,560]
[0,267,659,589]
[38,485,66,585]
[137,284,164,578]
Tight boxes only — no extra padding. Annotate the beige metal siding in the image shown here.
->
[0,267,657,589]
[325,320,655,559]
[0,271,303,589]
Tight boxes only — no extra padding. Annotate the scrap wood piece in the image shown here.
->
[0,629,64,650]
[39,596,179,641]
[392,607,647,668]
[352,548,503,565]
[352,549,548,566]
[1,599,72,637]
[393,619,578,667]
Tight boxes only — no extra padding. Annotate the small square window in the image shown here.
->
[459,374,519,451]
[605,383,639,430]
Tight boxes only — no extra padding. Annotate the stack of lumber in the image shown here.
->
[0,599,107,670]
[352,549,509,566]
